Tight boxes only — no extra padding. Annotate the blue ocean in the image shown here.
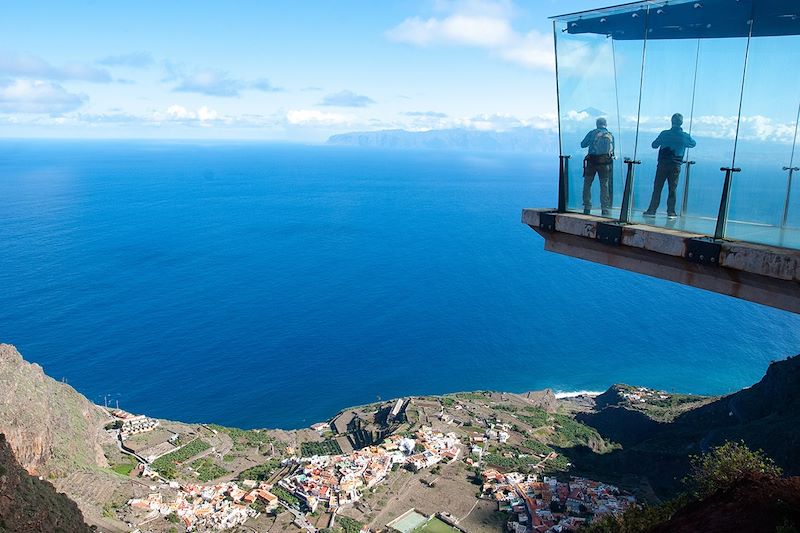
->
[1,140,799,430]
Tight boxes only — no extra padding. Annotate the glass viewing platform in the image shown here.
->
[524,0,800,313]
[553,0,800,248]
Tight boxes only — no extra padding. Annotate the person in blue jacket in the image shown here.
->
[643,113,696,219]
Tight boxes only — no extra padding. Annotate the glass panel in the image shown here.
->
[610,26,648,213]
[788,153,800,231]
[554,11,645,218]
[726,10,800,249]
[632,0,751,234]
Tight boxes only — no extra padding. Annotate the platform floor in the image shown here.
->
[581,208,800,250]
[523,208,800,313]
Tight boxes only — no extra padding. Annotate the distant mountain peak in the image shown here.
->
[580,107,607,117]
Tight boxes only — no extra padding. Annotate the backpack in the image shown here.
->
[591,130,614,157]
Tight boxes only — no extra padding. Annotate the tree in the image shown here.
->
[686,440,782,498]
[579,442,783,533]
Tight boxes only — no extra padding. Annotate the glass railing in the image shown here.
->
[552,0,800,251]
[725,12,800,248]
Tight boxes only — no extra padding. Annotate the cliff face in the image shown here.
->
[572,355,800,496]
[651,474,800,533]
[0,433,93,533]
[0,344,112,477]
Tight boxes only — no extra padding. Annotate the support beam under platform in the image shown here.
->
[522,208,800,314]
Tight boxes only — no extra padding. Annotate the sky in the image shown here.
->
[0,0,611,141]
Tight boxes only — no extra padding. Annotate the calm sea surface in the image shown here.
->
[1,140,799,429]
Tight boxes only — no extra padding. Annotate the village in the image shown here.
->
[480,471,634,533]
[124,426,464,532]
[108,391,637,533]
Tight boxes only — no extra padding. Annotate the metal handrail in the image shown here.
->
[715,167,741,240]
[619,158,641,223]
[680,160,696,216]
[782,166,799,227]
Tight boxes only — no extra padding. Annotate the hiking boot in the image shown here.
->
[642,211,656,218]
[667,212,678,219]
[583,208,591,215]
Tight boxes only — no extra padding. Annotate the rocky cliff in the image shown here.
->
[0,344,112,477]
[571,355,800,497]
[651,473,800,533]
[0,433,93,533]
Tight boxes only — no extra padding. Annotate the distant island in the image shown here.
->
[327,127,558,154]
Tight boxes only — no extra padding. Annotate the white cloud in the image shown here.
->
[0,79,86,113]
[397,110,558,132]
[560,109,799,144]
[150,105,223,126]
[164,63,285,97]
[286,109,353,126]
[388,15,512,47]
[319,90,375,107]
[386,1,553,70]
[565,110,590,122]
[0,51,111,82]
[172,68,243,97]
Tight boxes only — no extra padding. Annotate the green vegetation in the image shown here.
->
[208,424,274,452]
[110,459,137,477]
[484,452,535,472]
[579,495,690,533]
[271,485,300,507]
[413,517,460,533]
[522,439,555,456]
[518,408,550,428]
[686,440,782,498]
[580,442,784,533]
[337,516,364,533]
[102,502,115,519]
[542,454,571,474]
[237,458,282,481]
[551,414,606,449]
[455,392,489,400]
[441,397,456,407]
[222,454,235,463]
[191,457,228,482]
[301,439,342,457]
[165,512,180,524]
[494,404,518,412]
[151,438,210,478]
[613,386,712,422]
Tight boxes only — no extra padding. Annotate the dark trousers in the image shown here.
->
[583,158,612,210]
[646,162,681,214]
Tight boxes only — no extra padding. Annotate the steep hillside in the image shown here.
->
[0,433,93,533]
[650,474,800,533]
[0,344,113,476]
[572,355,800,496]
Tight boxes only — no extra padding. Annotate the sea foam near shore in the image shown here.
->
[554,390,603,399]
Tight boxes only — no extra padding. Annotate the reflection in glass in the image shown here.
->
[554,9,646,218]
[552,0,800,249]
